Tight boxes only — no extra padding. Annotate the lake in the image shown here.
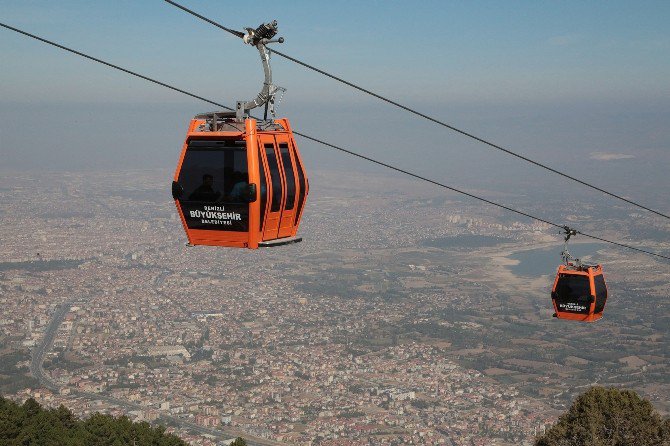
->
[509,243,606,277]
[422,234,513,249]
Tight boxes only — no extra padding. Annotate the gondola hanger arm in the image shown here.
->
[236,20,286,121]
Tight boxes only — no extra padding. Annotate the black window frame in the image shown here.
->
[593,274,608,313]
[178,139,248,204]
[278,143,296,210]
[264,143,283,213]
[293,142,307,225]
[176,139,250,232]
[553,274,592,314]
[258,149,268,231]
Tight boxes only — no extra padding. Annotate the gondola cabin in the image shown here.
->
[551,264,608,322]
[171,112,308,249]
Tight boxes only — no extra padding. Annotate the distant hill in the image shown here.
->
[0,395,186,445]
[536,387,670,446]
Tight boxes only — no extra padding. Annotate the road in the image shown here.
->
[30,301,72,392]
[30,299,282,446]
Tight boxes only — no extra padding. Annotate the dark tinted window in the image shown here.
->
[553,274,592,314]
[178,140,247,203]
[279,143,296,210]
[293,143,307,224]
[176,140,249,232]
[259,150,267,231]
[594,274,608,313]
[264,143,282,212]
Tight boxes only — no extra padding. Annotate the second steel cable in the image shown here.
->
[1,21,668,261]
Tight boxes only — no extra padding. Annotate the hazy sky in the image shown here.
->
[3,1,670,104]
[1,1,669,207]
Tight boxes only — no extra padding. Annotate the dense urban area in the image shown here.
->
[1,169,668,445]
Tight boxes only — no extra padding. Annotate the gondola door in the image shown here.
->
[258,136,284,240]
[275,134,299,238]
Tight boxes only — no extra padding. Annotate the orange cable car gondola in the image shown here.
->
[551,227,609,322]
[171,21,308,249]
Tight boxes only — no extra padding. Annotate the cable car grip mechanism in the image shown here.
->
[560,226,583,268]
[236,20,286,121]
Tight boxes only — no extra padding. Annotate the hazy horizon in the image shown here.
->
[2,1,670,220]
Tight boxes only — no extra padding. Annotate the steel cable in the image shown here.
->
[2,21,668,261]
[162,0,670,222]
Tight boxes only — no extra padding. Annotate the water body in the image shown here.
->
[422,235,513,249]
[509,243,605,277]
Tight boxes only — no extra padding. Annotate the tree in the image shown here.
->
[0,394,188,445]
[230,437,248,446]
[536,386,670,446]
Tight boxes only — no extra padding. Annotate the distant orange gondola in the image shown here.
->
[171,20,308,249]
[551,228,608,322]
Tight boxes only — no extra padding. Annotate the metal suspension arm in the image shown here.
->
[243,43,273,111]
[561,226,582,267]
[236,20,285,120]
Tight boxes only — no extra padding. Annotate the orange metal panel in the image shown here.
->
[246,119,260,249]
[186,229,250,248]
[173,116,307,249]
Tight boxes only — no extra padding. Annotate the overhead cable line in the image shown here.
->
[2,22,668,261]
[163,0,670,223]
[0,23,226,111]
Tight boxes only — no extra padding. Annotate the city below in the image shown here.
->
[1,168,668,445]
